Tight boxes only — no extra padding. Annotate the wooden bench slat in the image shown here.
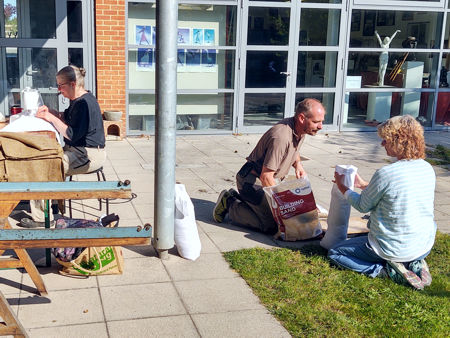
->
[0,181,132,200]
[0,181,129,192]
[0,227,151,241]
[0,237,151,249]
[0,190,131,200]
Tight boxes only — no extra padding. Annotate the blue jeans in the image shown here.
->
[328,235,429,278]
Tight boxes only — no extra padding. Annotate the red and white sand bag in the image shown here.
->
[263,177,322,241]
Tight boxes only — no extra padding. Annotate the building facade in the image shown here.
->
[1,0,450,136]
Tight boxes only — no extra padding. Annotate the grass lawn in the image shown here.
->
[224,232,450,337]
[426,144,450,167]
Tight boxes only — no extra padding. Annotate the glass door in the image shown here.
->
[0,0,94,118]
[237,1,295,133]
[236,0,346,133]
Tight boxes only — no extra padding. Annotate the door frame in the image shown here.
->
[235,0,347,134]
[236,0,295,134]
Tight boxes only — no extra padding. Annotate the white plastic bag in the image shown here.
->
[263,177,322,241]
[320,165,358,250]
[174,184,201,260]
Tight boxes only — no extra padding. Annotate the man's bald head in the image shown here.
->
[294,98,326,136]
[294,98,326,119]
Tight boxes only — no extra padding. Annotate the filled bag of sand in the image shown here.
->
[263,177,322,241]
[320,165,358,250]
[174,183,201,260]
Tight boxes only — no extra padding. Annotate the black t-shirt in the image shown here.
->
[64,92,105,148]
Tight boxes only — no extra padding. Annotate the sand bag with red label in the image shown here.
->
[263,177,322,241]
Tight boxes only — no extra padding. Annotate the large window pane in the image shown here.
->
[435,93,450,126]
[350,10,443,49]
[67,1,83,42]
[128,93,233,132]
[179,4,237,46]
[4,0,56,39]
[3,0,17,38]
[347,52,438,89]
[30,48,57,88]
[5,47,19,89]
[245,51,288,88]
[69,48,83,68]
[302,1,342,3]
[129,49,234,90]
[300,8,340,46]
[5,47,57,89]
[344,91,434,127]
[297,51,337,87]
[444,13,450,49]
[244,93,285,126]
[128,3,237,46]
[295,93,335,125]
[247,7,290,45]
[178,49,235,89]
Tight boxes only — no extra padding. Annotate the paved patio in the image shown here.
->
[2,130,449,337]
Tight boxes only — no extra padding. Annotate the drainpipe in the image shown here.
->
[154,0,177,259]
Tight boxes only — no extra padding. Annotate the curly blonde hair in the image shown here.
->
[377,115,425,160]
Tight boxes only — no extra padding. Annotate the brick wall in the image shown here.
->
[95,0,126,134]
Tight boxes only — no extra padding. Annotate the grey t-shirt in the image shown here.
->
[246,117,304,179]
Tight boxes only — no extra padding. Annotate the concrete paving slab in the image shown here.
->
[162,253,238,281]
[0,268,24,295]
[107,315,199,338]
[17,288,104,328]
[192,309,291,338]
[174,278,264,314]
[197,229,221,254]
[29,322,109,338]
[97,257,170,287]
[121,244,156,259]
[21,266,98,292]
[100,283,186,321]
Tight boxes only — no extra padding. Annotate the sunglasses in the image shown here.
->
[57,82,70,89]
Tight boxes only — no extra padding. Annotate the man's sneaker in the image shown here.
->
[409,259,432,287]
[213,190,232,223]
[386,261,424,290]
[19,217,55,228]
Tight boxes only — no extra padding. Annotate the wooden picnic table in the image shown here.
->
[0,180,152,337]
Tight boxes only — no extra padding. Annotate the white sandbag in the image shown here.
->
[174,184,201,260]
[320,165,358,250]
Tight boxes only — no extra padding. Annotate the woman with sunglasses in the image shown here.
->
[20,65,106,228]
[328,115,436,290]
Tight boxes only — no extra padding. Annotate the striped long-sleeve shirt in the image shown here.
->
[345,159,436,262]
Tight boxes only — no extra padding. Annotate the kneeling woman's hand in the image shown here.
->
[333,172,349,195]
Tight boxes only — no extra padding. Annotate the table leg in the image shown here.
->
[44,200,51,267]
[0,291,29,337]
[0,200,48,296]
[14,249,47,296]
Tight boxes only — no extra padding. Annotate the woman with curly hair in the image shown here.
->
[328,115,436,289]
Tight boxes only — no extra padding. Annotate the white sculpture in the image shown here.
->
[375,30,401,86]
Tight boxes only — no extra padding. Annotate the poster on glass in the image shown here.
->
[137,48,153,71]
[193,29,204,45]
[201,49,217,72]
[204,29,215,45]
[178,28,190,45]
[135,25,151,45]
